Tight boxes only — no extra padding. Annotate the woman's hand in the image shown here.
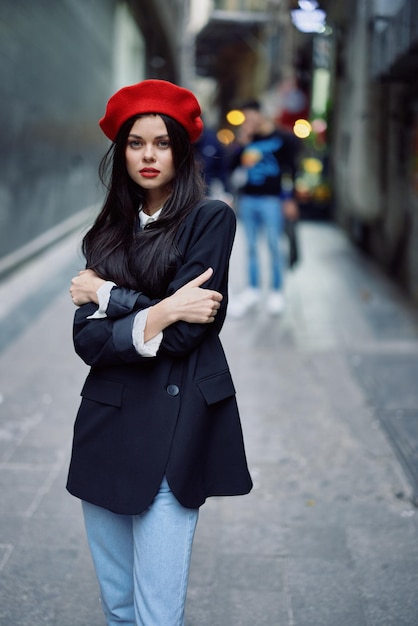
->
[169,268,222,324]
[144,268,222,343]
[70,269,105,306]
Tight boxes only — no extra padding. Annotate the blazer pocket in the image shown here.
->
[196,370,236,406]
[80,375,124,408]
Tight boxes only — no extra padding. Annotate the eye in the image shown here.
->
[157,139,171,149]
[128,139,143,149]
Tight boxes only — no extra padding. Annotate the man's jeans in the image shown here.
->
[82,476,199,625]
[239,194,284,290]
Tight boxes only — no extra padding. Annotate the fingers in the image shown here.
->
[69,284,77,305]
[202,296,222,324]
[179,268,223,306]
[69,271,88,306]
[71,271,85,285]
[207,302,221,323]
[79,268,99,276]
[184,267,213,289]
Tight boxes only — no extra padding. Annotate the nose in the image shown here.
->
[143,144,156,162]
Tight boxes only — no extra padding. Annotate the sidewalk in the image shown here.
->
[1,221,418,625]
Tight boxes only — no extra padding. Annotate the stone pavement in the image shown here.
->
[1,220,418,625]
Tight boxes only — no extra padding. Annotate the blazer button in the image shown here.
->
[166,384,180,397]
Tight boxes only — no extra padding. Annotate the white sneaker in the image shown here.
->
[228,288,261,318]
[266,291,285,315]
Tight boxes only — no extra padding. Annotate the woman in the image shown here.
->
[67,79,252,626]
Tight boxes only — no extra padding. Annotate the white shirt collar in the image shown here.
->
[139,207,163,228]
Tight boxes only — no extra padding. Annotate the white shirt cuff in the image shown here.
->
[132,308,163,357]
[86,281,116,319]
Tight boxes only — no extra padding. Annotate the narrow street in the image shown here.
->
[1,219,418,625]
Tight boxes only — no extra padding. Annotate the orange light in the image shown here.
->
[217,128,235,145]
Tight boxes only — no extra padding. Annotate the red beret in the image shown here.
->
[99,79,204,143]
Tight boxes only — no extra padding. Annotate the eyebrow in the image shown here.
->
[128,133,169,140]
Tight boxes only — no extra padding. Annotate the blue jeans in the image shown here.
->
[82,477,199,626]
[239,194,284,290]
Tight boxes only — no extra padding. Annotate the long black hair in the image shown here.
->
[82,114,205,298]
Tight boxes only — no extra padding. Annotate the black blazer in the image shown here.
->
[66,200,253,514]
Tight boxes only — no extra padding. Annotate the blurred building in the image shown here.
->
[319,0,418,301]
[193,0,297,121]
[3,0,418,304]
[192,0,418,303]
[0,0,189,277]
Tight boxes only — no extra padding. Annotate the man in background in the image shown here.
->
[228,100,299,317]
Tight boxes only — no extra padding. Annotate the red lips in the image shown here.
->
[140,168,160,179]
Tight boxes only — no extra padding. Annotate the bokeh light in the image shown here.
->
[302,157,323,174]
[293,119,312,138]
[217,128,235,145]
[226,109,246,126]
[311,118,327,133]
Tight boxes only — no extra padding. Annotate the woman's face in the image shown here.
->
[125,115,175,196]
